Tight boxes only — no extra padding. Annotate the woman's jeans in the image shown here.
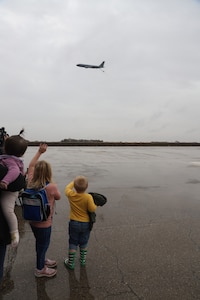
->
[0,244,7,280]
[31,225,51,270]
[69,220,90,250]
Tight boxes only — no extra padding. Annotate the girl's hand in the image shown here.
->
[39,143,48,154]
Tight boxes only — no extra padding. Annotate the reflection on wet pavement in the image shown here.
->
[2,147,200,299]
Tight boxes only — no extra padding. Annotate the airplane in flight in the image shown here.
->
[76,61,105,70]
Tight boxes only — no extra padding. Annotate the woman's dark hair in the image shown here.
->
[4,129,28,157]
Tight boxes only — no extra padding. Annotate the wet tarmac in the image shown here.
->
[1,146,200,299]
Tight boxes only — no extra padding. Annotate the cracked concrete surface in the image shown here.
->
[1,146,200,299]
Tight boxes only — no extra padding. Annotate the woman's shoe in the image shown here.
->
[35,266,57,278]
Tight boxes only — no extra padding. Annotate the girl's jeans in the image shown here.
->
[31,225,51,270]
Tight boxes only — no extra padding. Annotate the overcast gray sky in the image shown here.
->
[1,0,200,142]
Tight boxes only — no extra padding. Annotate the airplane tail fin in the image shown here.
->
[99,61,105,68]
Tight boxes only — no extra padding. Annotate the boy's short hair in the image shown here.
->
[74,176,88,193]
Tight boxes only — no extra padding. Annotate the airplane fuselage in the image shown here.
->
[77,64,99,68]
[76,61,105,69]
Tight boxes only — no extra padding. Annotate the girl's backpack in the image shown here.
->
[19,188,50,222]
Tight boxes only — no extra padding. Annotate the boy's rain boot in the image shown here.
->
[80,249,87,266]
[10,230,19,248]
[64,252,76,270]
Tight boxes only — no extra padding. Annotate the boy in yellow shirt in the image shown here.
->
[64,176,97,269]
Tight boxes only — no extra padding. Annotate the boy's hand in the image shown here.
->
[0,181,8,189]
[38,143,48,154]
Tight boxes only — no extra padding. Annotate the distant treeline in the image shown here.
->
[27,140,200,147]
[61,138,104,143]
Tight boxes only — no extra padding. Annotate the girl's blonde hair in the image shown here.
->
[29,160,52,189]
